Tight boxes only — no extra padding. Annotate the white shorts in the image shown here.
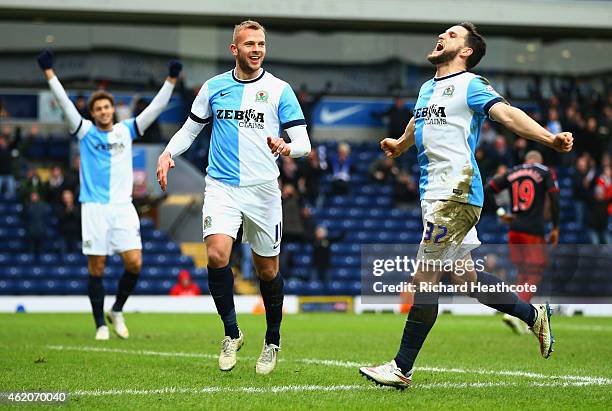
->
[418,199,481,262]
[81,203,142,256]
[203,176,282,257]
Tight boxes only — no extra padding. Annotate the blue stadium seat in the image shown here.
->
[62,253,88,265]
[285,278,305,294]
[0,253,12,265]
[192,267,208,279]
[39,253,60,265]
[14,253,34,265]
[142,266,162,278]
[140,218,155,229]
[16,280,36,294]
[304,280,325,296]
[0,279,16,295]
[0,266,25,278]
[48,266,71,279]
[65,280,86,295]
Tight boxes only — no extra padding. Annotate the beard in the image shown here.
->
[427,47,460,66]
[236,50,262,75]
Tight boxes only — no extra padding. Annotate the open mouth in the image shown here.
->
[249,55,261,64]
[434,41,444,52]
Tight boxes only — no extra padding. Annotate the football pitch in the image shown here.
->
[1,312,611,410]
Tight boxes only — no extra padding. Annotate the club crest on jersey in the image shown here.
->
[203,216,212,229]
[442,85,455,97]
[255,90,269,103]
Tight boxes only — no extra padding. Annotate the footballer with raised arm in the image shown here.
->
[359,23,573,389]
[37,50,182,341]
[156,20,311,375]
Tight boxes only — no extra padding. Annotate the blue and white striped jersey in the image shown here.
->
[190,69,305,186]
[75,119,138,204]
[413,71,505,207]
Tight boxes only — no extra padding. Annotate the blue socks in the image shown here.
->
[471,271,536,327]
[259,274,284,346]
[394,291,439,375]
[208,264,240,339]
[88,275,105,328]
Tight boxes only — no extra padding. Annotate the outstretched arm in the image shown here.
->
[380,116,415,158]
[37,50,83,135]
[489,103,573,153]
[135,60,182,135]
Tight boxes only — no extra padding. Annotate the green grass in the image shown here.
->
[1,312,611,410]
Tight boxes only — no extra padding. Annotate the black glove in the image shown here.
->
[168,59,183,78]
[37,49,54,70]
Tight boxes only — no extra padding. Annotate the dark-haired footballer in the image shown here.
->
[359,23,573,389]
[38,50,182,341]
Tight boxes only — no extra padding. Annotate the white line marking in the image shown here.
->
[48,345,612,386]
[72,385,372,396]
[70,379,611,397]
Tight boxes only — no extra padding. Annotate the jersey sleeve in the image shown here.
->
[545,169,560,193]
[189,82,212,125]
[121,118,139,140]
[278,84,306,130]
[467,76,507,118]
[489,172,509,193]
[74,119,93,140]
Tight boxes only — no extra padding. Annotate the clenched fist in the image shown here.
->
[551,132,573,153]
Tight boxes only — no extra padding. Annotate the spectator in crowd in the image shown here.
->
[0,129,20,198]
[371,96,412,139]
[298,148,324,207]
[0,100,9,118]
[488,135,513,167]
[587,165,612,245]
[393,171,419,208]
[297,82,331,132]
[329,142,353,195]
[56,189,81,254]
[19,168,48,204]
[475,146,496,181]
[46,164,65,204]
[512,138,529,165]
[23,191,49,258]
[311,226,345,284]
[75,94,91,120]
[279,156,299,187]
[571,154,597,227]
[115,98,133,122]
[281,184,304,243]
[62,154,80,199]
[561,104,584,137]
[579,116,606,162]
[479,120,497,147]
[368,156,399,183]
[169,270,202,296]
[546,108,562,135]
